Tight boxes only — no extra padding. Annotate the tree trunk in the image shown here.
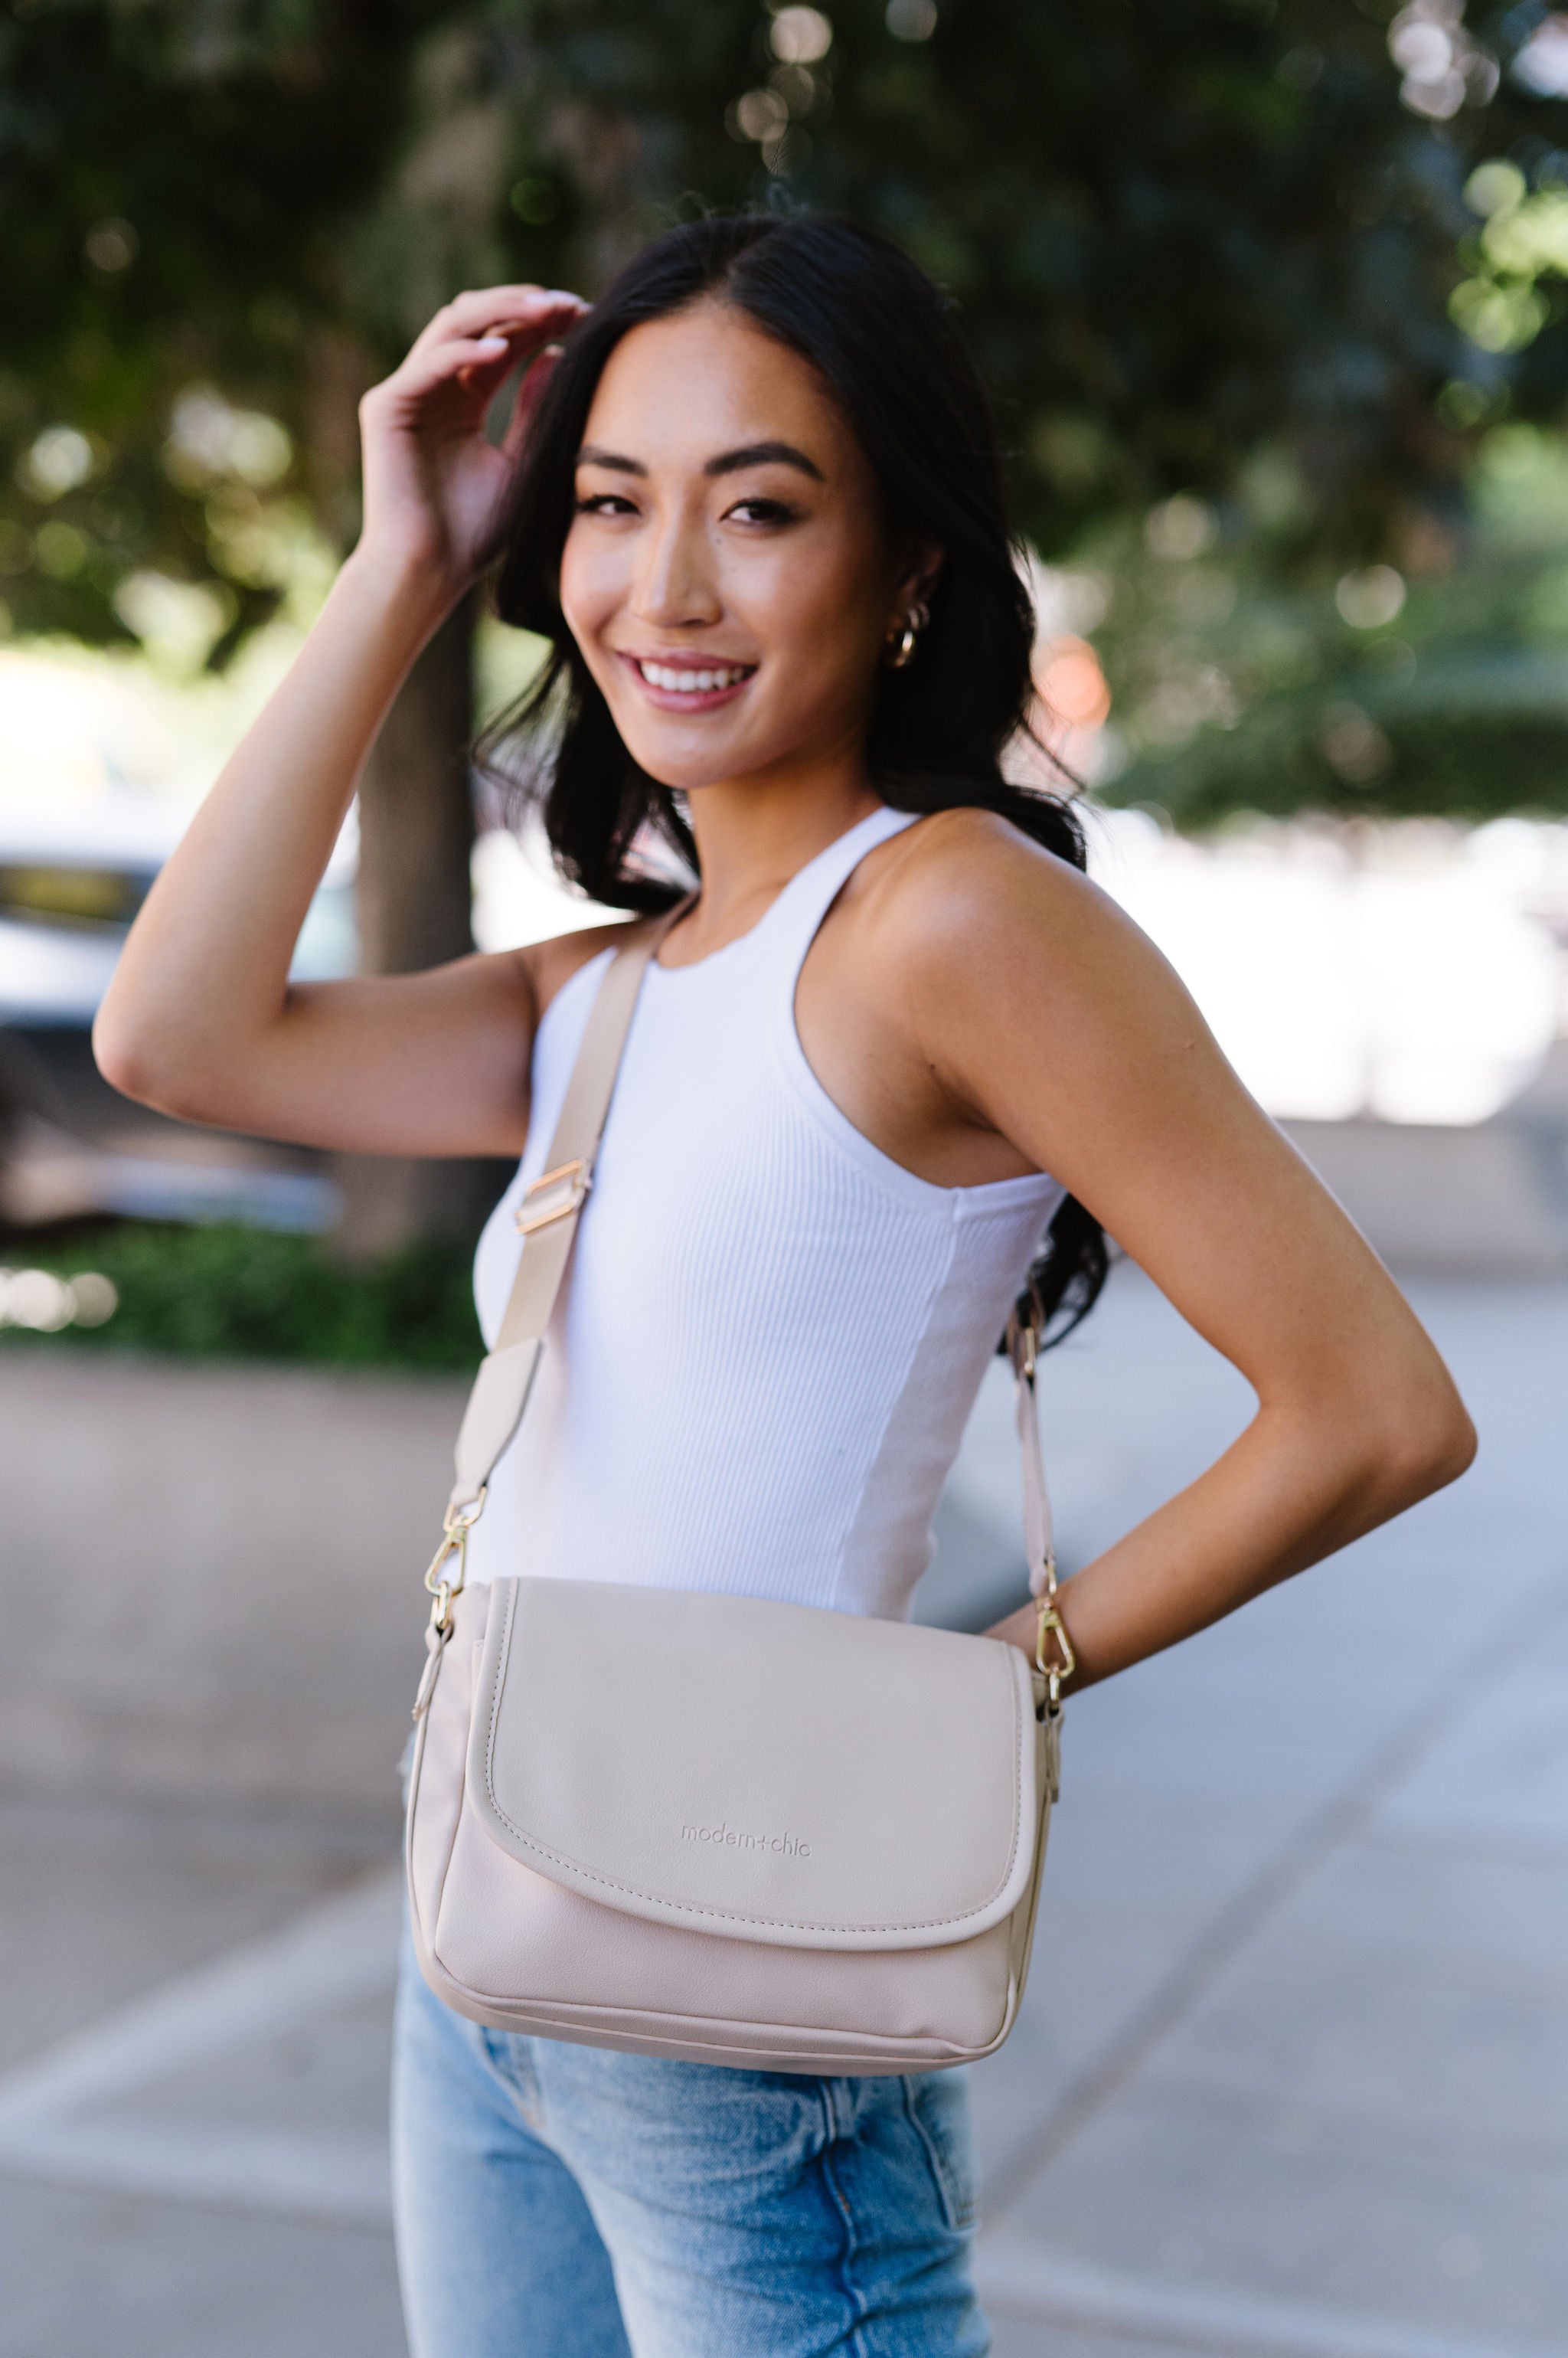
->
[332,593,506,1261]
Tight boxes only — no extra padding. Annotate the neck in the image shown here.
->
[672,751,884,960]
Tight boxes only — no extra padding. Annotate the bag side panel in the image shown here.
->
[1007,1717,1057,2003]
[405,1588,489,1951]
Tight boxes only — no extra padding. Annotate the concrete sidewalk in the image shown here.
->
[1,1266,1563,2356]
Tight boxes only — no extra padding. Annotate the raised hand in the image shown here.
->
[355,284,589,607]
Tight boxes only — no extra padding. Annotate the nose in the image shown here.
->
[629,504,722,633]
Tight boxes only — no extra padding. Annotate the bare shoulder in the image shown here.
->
[516,914,654,1020]
[851,805,1142,999]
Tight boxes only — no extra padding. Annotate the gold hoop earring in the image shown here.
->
[885,600,929,671]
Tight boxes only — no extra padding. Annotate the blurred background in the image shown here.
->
[2,3,1567,2353]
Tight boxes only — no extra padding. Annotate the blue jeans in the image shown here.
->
[392,1941,991,2356]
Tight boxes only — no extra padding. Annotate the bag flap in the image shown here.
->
[466,1577,1040,1953]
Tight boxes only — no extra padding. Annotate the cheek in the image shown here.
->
[557,524,623,646]
[750,544,887,700]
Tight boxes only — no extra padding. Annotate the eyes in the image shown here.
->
[572,489,801,527]
[727,496,798,525]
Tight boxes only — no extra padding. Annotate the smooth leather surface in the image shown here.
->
[404,1585,1058,2074]
[469,1576,1037,1951]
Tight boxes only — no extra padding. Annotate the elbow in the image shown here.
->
[1364,1384,1477,1516]
[93,1007,157,1107]
[93,1006,204,1120]
[1431,1398,1479,1490]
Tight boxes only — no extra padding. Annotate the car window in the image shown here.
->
[0,865,151,929]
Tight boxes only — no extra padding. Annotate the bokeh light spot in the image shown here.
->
[1335,565,1407,629]
[20,426,95,501]
[769,6,833,64]
[83,217,139,273]
[1144,495,1218,562]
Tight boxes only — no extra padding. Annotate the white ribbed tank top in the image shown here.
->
[468,804,1064,1619]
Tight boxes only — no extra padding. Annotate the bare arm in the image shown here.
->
[878,816,1476,1688]
[95,286,590,1158]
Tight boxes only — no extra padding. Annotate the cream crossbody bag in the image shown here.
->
[404,916,1075,2075]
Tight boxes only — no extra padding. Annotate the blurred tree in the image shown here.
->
[1072,419,1568,826]
[1,0,524,1248]
[5,0,1568,1230]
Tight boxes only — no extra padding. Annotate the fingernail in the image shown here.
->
[476,336,510,351]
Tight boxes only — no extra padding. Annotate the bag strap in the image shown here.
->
[444,908,688,1524]
[419,914,1073,1714]
[1006,1308,1076,1709]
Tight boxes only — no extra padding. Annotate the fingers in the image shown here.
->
[408,286,587,362]
[363,286,589,443]
[368,335,531,416]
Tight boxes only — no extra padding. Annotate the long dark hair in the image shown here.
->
[482,211,1107,1346]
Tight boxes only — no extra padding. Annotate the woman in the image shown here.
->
[96,214,1474,2357]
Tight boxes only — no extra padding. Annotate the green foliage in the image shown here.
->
[8,0,1568,819]
[0,1220,482,1367]
[0,0,423,646]
[1092,422,1568,826]
[6,1,1568,644]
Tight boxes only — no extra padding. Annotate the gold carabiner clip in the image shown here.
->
[1035,1599,1076,1702]
[421,1489,487,1633]
[1034,1542,1076,1715]
[413,1490,488,1720]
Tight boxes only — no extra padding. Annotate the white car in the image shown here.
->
[0,798,354,1231]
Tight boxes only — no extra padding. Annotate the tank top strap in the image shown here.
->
[761,803,919,986]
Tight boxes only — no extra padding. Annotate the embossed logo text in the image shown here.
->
[681,1821,811,1858]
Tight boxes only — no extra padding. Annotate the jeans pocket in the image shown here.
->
[904,2073,977,2234]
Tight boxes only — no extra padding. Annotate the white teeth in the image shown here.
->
[638,660,748,693]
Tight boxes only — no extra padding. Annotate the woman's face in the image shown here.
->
[559,299,920,796]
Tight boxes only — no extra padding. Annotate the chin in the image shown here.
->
[630,755,740,797]
[614,726,756,796]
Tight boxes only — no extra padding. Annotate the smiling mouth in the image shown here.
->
[620,653,758,699]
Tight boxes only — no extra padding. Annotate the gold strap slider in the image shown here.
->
[515,1159,592,1236]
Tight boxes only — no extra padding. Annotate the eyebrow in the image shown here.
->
[707,440,824,482]
[576,440,825,482]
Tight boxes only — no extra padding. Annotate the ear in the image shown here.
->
[886,538,948,641]
[887,536,945,630]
